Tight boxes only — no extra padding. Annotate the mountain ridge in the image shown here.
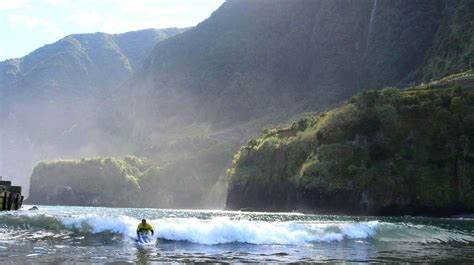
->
[0,28,186,194]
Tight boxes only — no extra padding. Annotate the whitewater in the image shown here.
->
[1,206,473,263]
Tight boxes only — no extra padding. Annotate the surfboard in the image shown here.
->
[136,234,153,246]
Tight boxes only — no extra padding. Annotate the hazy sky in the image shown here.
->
[0,0,224,61]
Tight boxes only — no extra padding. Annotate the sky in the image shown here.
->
[0,0,225,61]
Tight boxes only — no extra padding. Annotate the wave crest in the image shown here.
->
[154,217,379,245]
[1,212,473,245]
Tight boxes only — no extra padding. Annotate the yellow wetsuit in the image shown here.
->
[137,223,154,235]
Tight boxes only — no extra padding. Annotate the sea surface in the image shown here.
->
[0,205,473,263]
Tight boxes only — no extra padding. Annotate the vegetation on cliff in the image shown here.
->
[226,84,474,215]
[28,152,231,208]
[28,156,146,207]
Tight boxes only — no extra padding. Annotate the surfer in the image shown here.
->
[136,219,154,242]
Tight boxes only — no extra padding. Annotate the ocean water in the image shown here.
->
[0,205,473,263]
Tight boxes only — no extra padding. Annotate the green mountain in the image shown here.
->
[133,0,472,123]
[226,78,474,216]
[1,28,184,104]
[28,156,145,207]
[0,28,185,193]
[25,0,474,210]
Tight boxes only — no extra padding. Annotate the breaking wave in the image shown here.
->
[1,212,473,245]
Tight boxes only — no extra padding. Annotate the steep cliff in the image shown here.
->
[134,0,453,124]
[226,81,474,216]
[27,156,145,207]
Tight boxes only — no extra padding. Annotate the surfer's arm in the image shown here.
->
[146,223,154,235]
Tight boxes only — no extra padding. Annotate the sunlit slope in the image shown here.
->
[226,83,474,215]
[1,28,185,105]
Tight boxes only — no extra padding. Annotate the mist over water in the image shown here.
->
[0,97,122,197]
[0,206,473,263]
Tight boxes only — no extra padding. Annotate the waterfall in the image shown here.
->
[366,0,378,51]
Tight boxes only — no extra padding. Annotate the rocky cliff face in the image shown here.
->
[133,0,473,124]
[226,82,474,216]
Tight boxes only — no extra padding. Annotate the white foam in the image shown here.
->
[339,222,378,238]
[63,215,138,238]
[152,217,379,245]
